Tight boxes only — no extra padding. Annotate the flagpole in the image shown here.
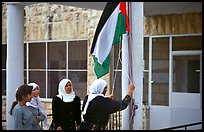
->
[122,2,132,130]
[121,33,129,130]
[127,2,134,130]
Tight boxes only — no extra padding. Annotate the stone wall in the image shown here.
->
[144,13,202,35]
[2,3,202,43]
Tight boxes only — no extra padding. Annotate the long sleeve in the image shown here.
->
[89,95,131,114]
[37,110,46,121]
[97,95,131,114]
[12,108,24,130]
[118,95,131,111]
[75,96,81,126]
[52,97,62,128]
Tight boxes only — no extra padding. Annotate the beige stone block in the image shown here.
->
[33,24,46,40]
[66,6,77,12]
[157,15,165,35]
[144,16,150,35]
[88,29,95,38]
[186,13,195,34]
[150,16,158,35]
[46,103,52,110]
[53,13,63,22]
[40,15,49,24]
[63,13,74,21]
[2,27,7,43]
[171,14,180,34]
[195,13,202,33]
[50,4,63,14]
[178,14,187,34]
[24,6,32,17]
[28,25,35,41]
[52,22,67,40]
[41,4,50,15]
[46,110,52,115]
[164,15,172,34]
[67,21,78,39]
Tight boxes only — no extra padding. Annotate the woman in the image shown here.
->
[26,83,49,130]
[52,78,81,130]
[10,84,33,130]
[79,79,135,130]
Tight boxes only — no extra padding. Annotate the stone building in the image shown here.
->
[2,2,202,130]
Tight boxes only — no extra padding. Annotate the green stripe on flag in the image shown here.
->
[113,12,126,45]
[93,54,110,79]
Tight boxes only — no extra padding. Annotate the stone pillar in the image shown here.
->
[131,2,144,130]
[6,3,24,130]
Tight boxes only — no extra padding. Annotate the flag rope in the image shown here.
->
[111,44,122,95]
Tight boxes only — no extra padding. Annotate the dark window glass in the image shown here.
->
[173,55,200,93]
[68,71,87,100]
[172,36,202,51]
[112,71,122,101]
[2,44,6,69]
[29,71,46,98]
[47,71,66,98]
[68,40,87,69]
[29,43,46,69]
[113,43,122,70]
[2,71,6,95]
[2,44,6,95]
[48,42,66,69]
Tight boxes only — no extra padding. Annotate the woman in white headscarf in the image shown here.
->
[26,83,49,130]
[79,79,135,130]
[52,78,81,130]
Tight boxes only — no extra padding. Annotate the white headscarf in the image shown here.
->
[26,83,49,130]
[56,78,76,103]
[82,79,108,115]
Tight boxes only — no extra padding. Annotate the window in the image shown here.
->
[28,42,46,97]
[2,40,88,99]
[68,40,87,99]
[47,42,66,98]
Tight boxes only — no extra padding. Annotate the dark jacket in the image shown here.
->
[81,95,131,129]
[52,95,81,130]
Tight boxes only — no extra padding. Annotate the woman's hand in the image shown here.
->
[127,82,135,96]
[107,94,114,99]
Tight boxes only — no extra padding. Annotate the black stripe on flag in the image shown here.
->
[90,2,120,54]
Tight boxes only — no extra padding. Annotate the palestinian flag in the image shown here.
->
[91,2,130,79]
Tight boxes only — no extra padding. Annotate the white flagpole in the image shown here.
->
[121,33,129,130]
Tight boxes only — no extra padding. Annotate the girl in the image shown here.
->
[52,78,81,130]
[10,84,33,130]
[26,83,48,130]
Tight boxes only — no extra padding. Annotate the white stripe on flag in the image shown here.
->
[92,4,120,65]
